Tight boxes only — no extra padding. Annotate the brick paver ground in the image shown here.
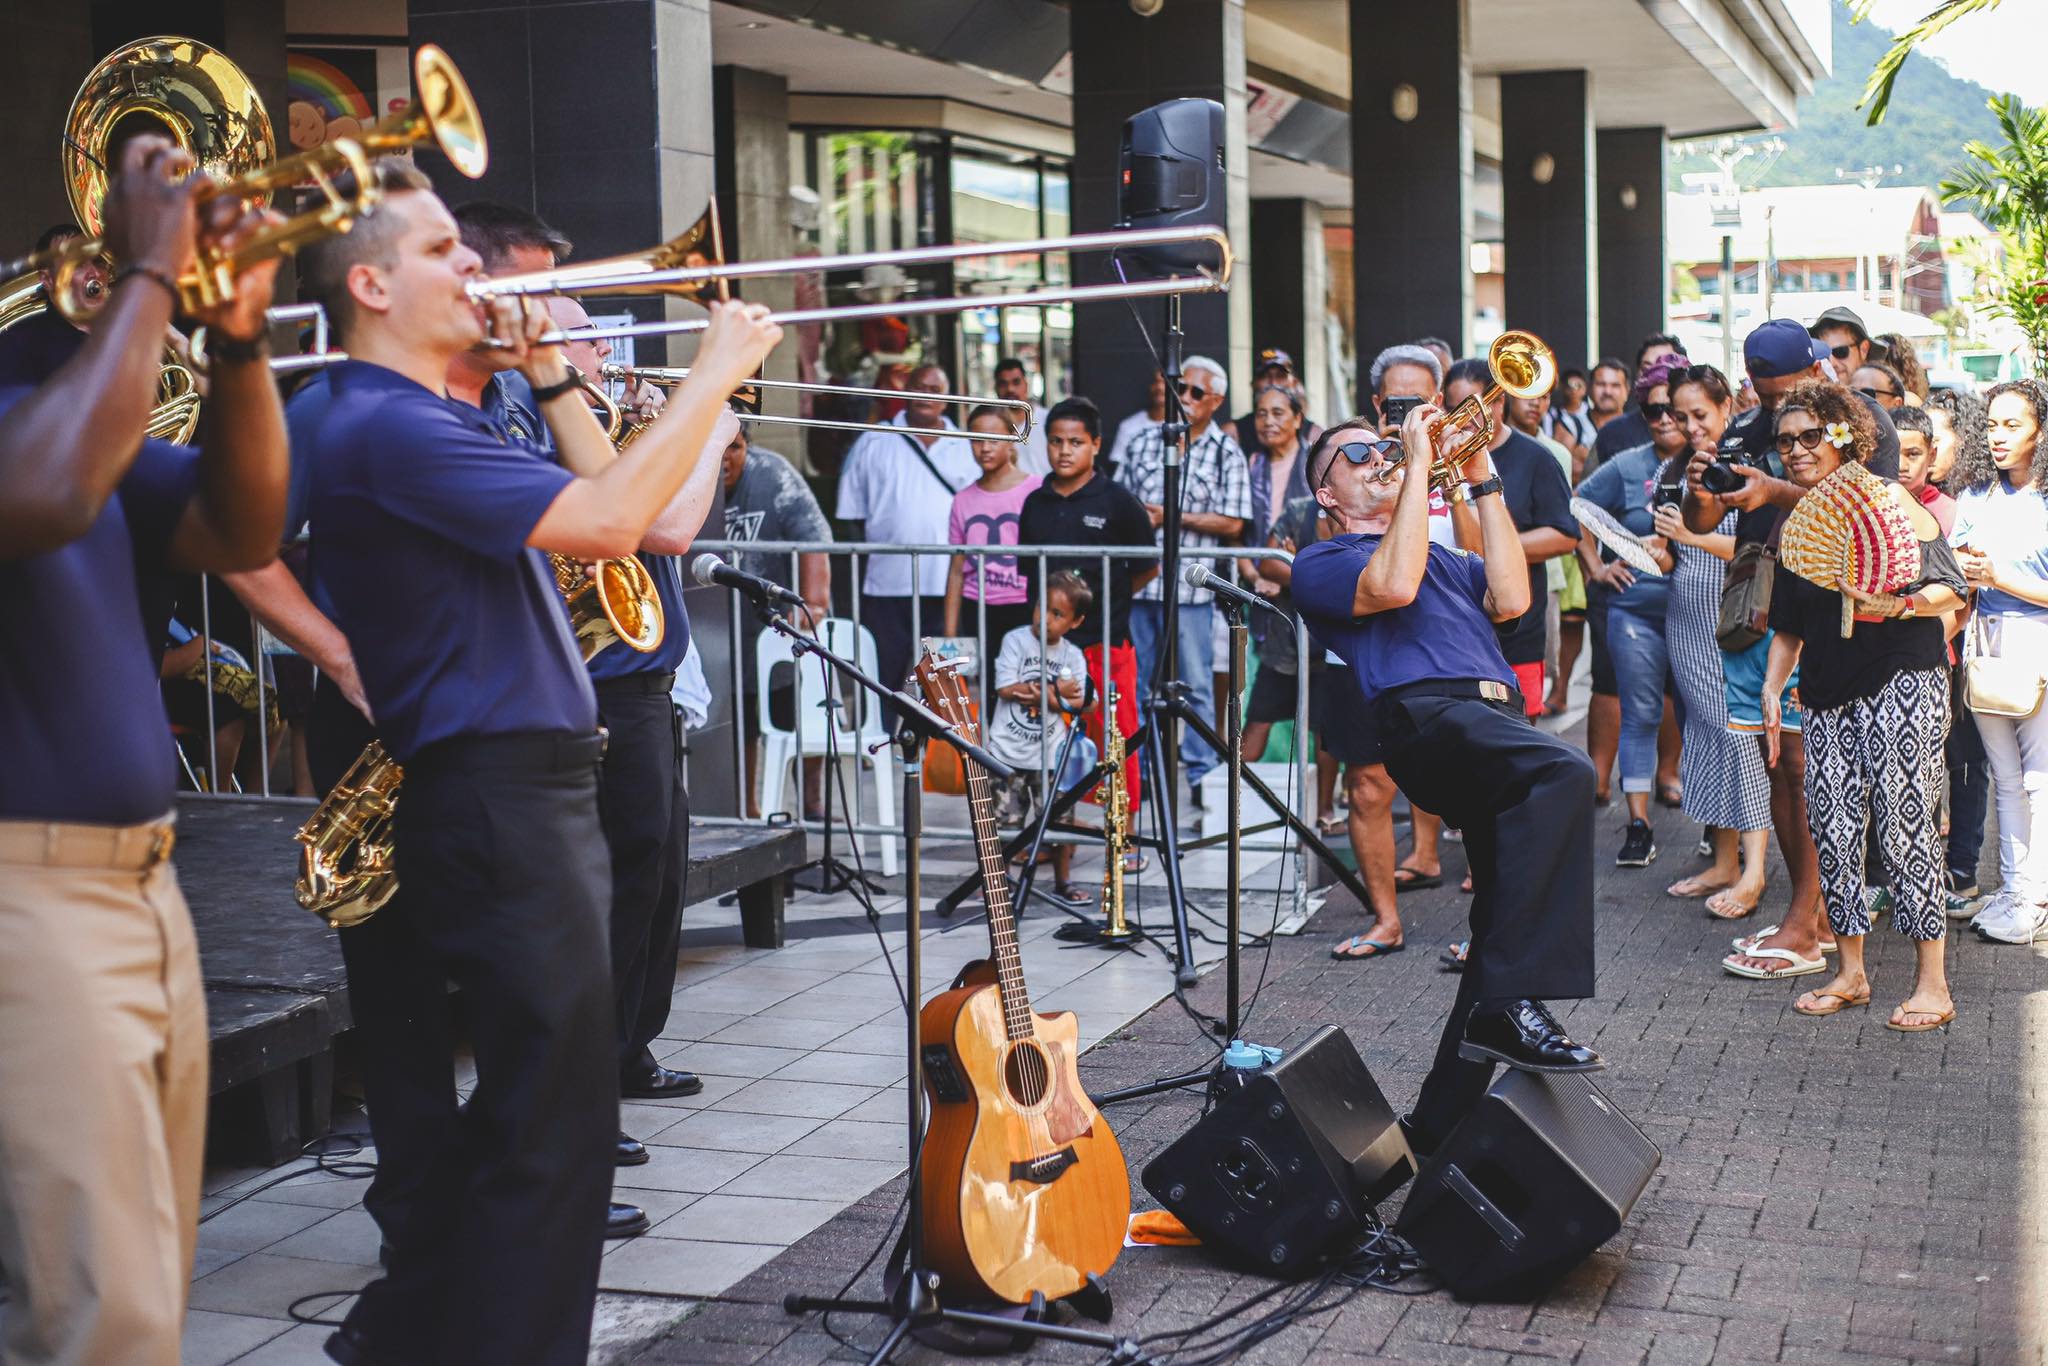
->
[631,788,2048,1366]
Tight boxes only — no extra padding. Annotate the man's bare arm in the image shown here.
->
[221,562,370,717]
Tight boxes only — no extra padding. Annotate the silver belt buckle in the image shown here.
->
[1479,680,1510,703]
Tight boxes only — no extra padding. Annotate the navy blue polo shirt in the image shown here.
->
[485,371,691,682]
[0,306,85,387]
[1290,534,1518,703]
[0,385,198,823]
[300,360,596,761]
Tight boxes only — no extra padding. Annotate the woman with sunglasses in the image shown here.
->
[1950,380,2048,944]
[1656,365,1774,920]
[1235,383,1314,763]
[1763,381,1968,1030]
[1572,355,1688,868]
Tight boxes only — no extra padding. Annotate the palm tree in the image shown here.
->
[1939,93,2048,376]
[1853,0,2004,126]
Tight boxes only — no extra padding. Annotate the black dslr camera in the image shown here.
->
[1698,433,1751,495]
[1652,475,1687,512]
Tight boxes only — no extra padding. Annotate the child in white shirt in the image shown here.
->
[989,571,1097,902]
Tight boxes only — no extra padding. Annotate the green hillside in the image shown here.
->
[1669,0,2005,194]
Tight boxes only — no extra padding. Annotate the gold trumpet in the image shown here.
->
[1379,330,1556,494]
[12,41,486,324]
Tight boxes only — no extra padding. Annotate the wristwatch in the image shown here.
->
[1452,475,1504,505]
[1899,594,1919,620]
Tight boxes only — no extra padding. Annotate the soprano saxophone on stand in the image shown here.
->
[1097,663,1137,942]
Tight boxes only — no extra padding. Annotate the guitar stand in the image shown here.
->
[766,618,1134,1365]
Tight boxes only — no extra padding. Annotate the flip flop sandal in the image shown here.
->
[1122,852,1148,874]
[1793,987,1870,1017]
[1721,946,1829,980]
[1392,866,1443,891]
[1666,877,1728,899]
[1316,814,1347,836]
[1460,874,1474,895]
[1705,891,1761,921]
[1331,935,1404,961]
[1732,924,1838,954]
[1657,785,1684,808]
[1053,882,1094,905]
[1439,941,1469,971]
[1886,1006,1956,1033]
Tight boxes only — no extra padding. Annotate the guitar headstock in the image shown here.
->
[912,650,982,747]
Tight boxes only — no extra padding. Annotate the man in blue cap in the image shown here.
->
[1686,318,1898,985]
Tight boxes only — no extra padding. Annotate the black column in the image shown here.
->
[1069,0,1245,418]
[1251,199,1308,378]
[1596,127,1668,365]
[1350,0,1470,406]
[1501,71,1595,370]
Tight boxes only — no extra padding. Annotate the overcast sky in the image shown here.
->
[1856,0,2048,104]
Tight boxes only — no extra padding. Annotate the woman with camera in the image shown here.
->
[1656,365,1773,921]
[1762,382,1967,1031]
[1573,355,1688,868]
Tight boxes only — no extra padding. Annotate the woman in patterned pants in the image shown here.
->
[1760,381,1969,1032]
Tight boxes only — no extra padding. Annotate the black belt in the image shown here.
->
[407,729,608,774]
[593,670,677,696]
[1378,678,1519,707]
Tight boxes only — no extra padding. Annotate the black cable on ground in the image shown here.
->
[197,1132,375,1227]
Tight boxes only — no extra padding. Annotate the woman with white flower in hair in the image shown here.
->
[1762,381,1970,1030]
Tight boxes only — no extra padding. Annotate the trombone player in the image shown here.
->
[1288,399,1604,1159]
[0,134,288,1365]
[291,163,778,1365]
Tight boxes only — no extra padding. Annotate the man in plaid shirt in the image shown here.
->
[1117,355,1252,802]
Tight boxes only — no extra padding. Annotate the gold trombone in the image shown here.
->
[8,41,486,324]
[600,363,1034,443]
[468,223,1233,348]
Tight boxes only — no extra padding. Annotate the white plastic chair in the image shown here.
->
[756,616,898,876]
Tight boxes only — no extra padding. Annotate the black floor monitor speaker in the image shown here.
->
[1140,1026,1416,1279]
[1395,1069,1660,1302]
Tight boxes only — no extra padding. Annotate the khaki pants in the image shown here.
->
[0,817,208,1366]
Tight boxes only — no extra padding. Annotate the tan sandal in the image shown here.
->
[1886,1004,1955,1033]
[1793,986,1870,1017]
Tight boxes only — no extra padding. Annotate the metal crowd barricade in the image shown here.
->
[688,539,1315,922]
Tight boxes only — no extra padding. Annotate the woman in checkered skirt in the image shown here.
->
[1656,365,1773,919]
[1761,381,1969,1033]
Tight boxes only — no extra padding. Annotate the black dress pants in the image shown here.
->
[307,681,454,1254]
[1376,689,1598,1146]
[335,730,616,1366]
[594,674,688,1084]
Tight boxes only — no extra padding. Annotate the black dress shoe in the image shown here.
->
[617,1132,650,1166]
[622,1066,703,1099]
[1457,999,1604,1072]
[324,1324,410,1366]
[607,1201,652,1239]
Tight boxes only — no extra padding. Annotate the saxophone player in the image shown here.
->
[289,165,777,1365]
[0,135,287,1365]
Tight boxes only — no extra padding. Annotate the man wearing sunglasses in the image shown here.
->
[1115,355,1251,805]
[1809,305,1880,376]
[1291,406,1603,1152]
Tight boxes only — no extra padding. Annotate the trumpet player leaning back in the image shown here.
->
[1289,403,1604,1158]
[290,167,779,1366]
[0,134,287,1364]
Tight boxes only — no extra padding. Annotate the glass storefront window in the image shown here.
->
[789,127,1072,469]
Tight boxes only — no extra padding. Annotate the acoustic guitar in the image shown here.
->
[912,652,1129,1305]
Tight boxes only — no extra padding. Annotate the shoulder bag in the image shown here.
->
[1963,612,2046,718]
[1716,539,1775,652]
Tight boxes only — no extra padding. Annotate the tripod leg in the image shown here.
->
[1143,706,1199,985]
[864,1315,912,1366]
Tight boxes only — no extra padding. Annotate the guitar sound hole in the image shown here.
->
[1004,1042,1051,1107]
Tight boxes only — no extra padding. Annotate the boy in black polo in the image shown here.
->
[1018,397,1157,806]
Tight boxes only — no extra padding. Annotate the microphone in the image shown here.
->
[691,553,806,609]
[1183,561,1282,617]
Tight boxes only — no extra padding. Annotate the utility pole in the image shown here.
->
[1704,137,1784,378]
[1835,163,1903,301]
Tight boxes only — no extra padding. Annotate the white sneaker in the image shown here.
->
[1969,890,2015,933]
[1977,896,2047,945]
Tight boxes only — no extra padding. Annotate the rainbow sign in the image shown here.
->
[287,52,374,121]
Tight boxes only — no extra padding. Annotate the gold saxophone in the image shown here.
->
[1097,666,1136,940]
[294,741,403,928]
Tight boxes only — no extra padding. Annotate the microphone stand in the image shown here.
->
[758,596,1131,1364]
